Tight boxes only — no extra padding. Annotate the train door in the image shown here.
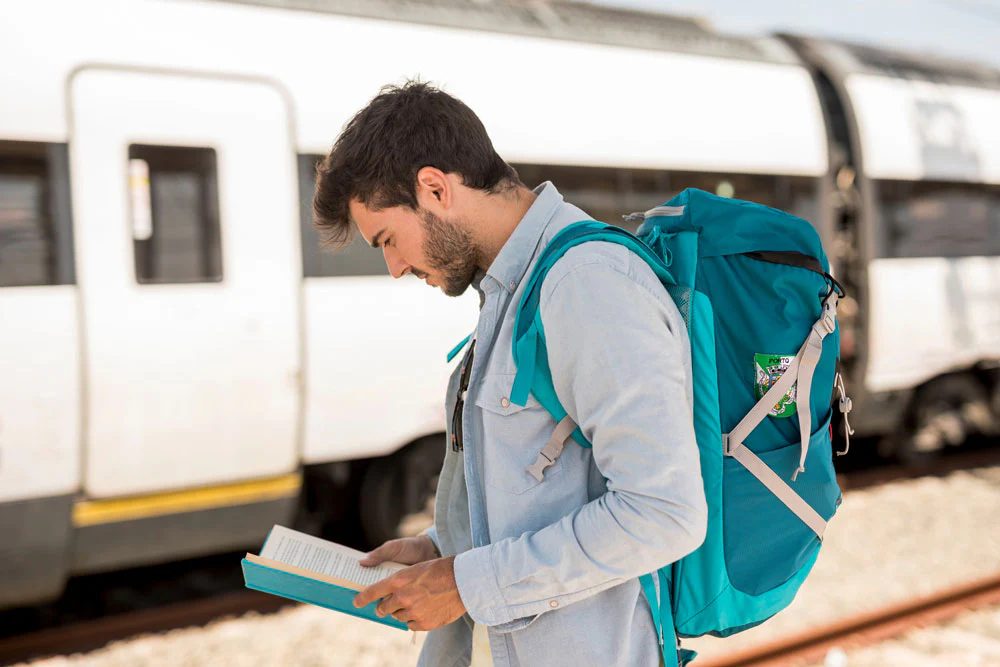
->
[70,68,302,498]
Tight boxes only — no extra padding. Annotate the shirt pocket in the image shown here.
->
[474,373,564,495]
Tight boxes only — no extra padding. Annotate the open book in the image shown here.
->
[242,525,409,630]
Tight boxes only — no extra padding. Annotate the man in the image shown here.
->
[313,81,707,667]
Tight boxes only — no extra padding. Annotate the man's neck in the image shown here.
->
[473,186,538,271]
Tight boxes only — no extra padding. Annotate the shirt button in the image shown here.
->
[500,397,510,408]
[549,600,559,608]
[508,281,517,291]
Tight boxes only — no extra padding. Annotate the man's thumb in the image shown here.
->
[359,540,398,566]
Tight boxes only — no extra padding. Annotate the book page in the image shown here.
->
[259,525,406,589]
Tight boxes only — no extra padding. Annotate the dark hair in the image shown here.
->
[312,81,522,249]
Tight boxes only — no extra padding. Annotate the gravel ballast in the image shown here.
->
[18,465,1000,666]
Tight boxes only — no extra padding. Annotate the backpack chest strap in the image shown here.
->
[527,415,578,483]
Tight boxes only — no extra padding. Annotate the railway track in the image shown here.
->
[837,442,1000,492]
[1,447,997,666]
[8,574,1000,667]
[698,573,1000,667]
[0,591,291,666]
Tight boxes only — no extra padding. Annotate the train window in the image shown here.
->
[512,163,820,232]
[295,156,821,276]
[298,154,388,278]
[128,145,222,284]
[514,164,666,233]
[0,141,73,287]
[877,180,1000,258]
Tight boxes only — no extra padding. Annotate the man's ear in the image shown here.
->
[415,166,452,213]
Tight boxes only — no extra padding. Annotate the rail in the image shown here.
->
[0,591,290,666]
[698,573,1000,667]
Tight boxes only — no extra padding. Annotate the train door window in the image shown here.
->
[877,180,1000,258]
[128,145,222,284]
[298,154,388,278]
[0,141,73,287]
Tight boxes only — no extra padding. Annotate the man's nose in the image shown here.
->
[383,246,410,279]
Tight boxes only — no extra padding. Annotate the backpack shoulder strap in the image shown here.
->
[510,220,676,480]
[446,332,474,363]
[512,220,683,667]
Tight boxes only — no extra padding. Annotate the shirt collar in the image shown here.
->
[484,181,564,294]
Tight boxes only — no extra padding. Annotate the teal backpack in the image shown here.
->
[506,188,852,666]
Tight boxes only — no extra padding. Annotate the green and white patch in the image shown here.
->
[754,353,797,418]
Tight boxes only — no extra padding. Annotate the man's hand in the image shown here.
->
[353,556,466,631]
[360,535,439,567]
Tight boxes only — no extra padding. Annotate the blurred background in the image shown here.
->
[1,0,998,665]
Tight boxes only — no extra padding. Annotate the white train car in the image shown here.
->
[786,37,1000,461]
[1,0,995,611]
[0,0,828,609]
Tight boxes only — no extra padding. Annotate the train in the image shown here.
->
[1,0,998,611]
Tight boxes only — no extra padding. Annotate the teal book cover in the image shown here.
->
[242,525,408,631]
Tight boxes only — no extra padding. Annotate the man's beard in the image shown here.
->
[420,209,480,297]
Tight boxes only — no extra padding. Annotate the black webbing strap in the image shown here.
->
[743,251,845,297]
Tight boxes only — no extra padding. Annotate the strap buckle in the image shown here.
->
[527,452,555,483]
[820,292,839,334]
[526,416,579,483]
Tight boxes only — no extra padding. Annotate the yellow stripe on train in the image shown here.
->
[72,473,302,527]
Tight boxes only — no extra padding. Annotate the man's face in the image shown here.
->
[350,200,479,297]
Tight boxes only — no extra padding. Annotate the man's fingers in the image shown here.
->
[376,594,405,619]
[353,576,398,608]
[391,606,413,623]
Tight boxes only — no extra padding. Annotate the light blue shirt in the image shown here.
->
[419,183,707,667]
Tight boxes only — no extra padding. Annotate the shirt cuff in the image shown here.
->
[454,545,511,626]
[491,615,539,634]
[420,525,441,557]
